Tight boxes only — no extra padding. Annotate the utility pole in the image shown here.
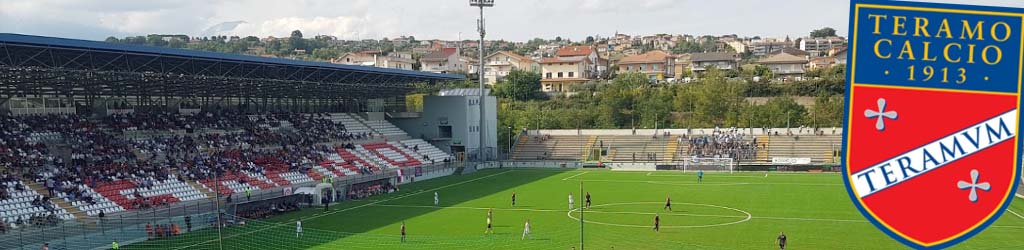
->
[470,0,494,162]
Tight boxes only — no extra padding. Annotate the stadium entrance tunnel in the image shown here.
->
[567,202,751,228]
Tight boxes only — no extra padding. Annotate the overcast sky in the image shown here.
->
[1,0,1023,42]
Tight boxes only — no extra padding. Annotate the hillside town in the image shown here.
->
[103,27,847,94]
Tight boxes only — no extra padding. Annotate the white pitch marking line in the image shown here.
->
[1007,208,1024,220]
[562,171,588,181]
[170,169,514,250]
[375,203,873,224]
[565,202,753,229]
[373,204,749,219]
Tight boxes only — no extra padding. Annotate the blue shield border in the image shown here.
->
[842,0,1024,248]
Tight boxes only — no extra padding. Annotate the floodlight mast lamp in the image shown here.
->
[470,0,493,162]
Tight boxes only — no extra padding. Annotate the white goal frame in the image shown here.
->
[679,157,735,173]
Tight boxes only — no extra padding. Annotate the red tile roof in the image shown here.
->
[556,46,594,57]
[618,50,673,64]
[540,57,586,64]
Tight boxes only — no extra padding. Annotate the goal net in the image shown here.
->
[679,157,734,173]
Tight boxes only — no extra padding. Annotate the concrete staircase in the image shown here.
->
[664,136,679,162]
[756,135,771,162]
[25,181,85,222]
[186,180,217,200]
[511,135,528,159]
[582,136,598,161]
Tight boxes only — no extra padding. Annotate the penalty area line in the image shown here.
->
[562,171,588,181]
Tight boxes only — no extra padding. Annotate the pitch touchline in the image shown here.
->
[169,169,514,250]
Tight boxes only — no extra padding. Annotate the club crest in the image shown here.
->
[843,0,1024,248]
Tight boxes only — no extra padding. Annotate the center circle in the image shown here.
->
[566,202,752,228]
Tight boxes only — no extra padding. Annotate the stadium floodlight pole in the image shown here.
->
[579,177,584,250]
[215,169,224,250]
[470,0,493,162]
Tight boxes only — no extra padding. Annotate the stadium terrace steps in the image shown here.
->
[764,134,841,164]
[336,148,382,172]
[582,136,598,160]
[347,113,381,137]
[306,168,324,182]
[362,142,422,168]
[601,136,670,162]
[665,136,680,162]
[756,135,771,162]
[13,181,74,221]
[398,139,453,163]
[186,180,217,200]
[512,135,529,158]
[511,135,590,161]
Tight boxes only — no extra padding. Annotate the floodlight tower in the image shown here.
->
[470,0,494,161]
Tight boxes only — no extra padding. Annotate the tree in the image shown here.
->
[810,27,837,38]
[290,30,306,51]
[585,36,595,44]
[555,36,562,43]
[493,69,544,101]
[104,36,119,43]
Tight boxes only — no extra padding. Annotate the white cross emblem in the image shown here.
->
[864,98,898,131]
[957,169,991,203]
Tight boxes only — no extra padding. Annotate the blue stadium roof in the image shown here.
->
[0,33,465,99]
[0,33,463,81]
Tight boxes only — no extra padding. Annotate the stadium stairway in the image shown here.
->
[26,182,84,221]
[756,135,771,162]
[664,136,679,162]
[582,136,597,160]
[511,135,529,159]
[186,180,217,200]
[348,113,384,138]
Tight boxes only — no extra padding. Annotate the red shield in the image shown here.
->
[845,1,1023,248]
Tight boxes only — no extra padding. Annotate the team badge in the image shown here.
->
[843,0,1023,248]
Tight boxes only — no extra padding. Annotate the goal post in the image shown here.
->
[679,157,735,173]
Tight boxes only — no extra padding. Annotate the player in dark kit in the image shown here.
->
[664,196,672,211]
[777,231,787,250]
[585,192,592,209]
[653,214,660,232]
[511,192,517,207]
[401,222,407,243]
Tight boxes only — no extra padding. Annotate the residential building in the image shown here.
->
[333,51,416,70]
[830,48,849,65]
[808,56,835,70]
[483,51,538,85]
[759,53,809,79]
[420,48,463,74]
[460,56,478,75]
[800,36,847,56]
[690,52,740,73]
[748,38,795,56]
[617,50,675,82]
[673,53,692,80]
[540,57,591,93]
[556,46,603,77]
[725,40,748,54]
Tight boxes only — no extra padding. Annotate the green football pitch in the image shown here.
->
[127,168,1024,249]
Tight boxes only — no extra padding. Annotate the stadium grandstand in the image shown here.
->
[1,33,1021,250]
[0,33,468,249]
[511,127,842,171]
